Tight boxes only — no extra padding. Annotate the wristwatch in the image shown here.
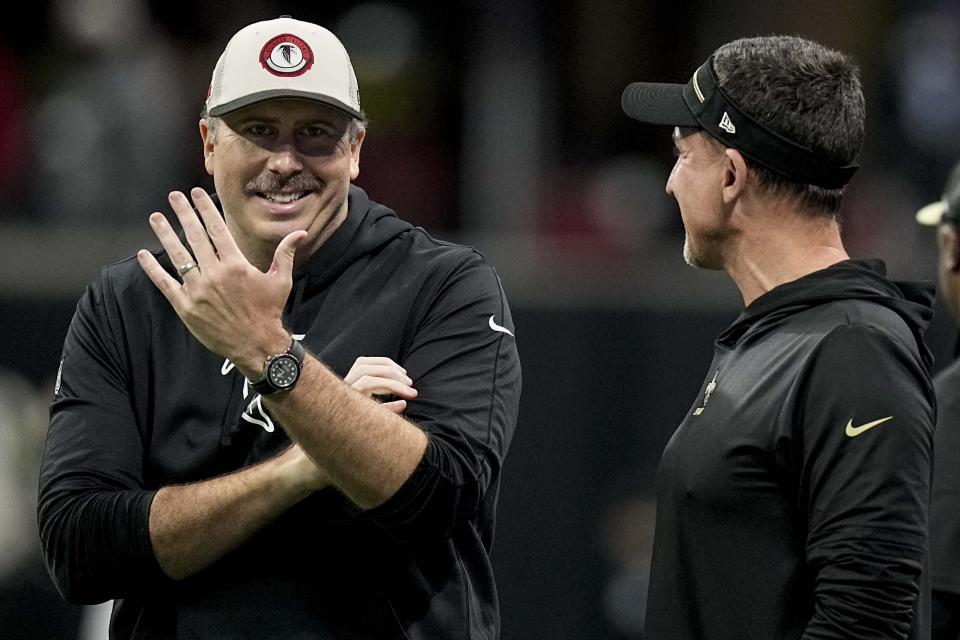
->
[250,339,306,395]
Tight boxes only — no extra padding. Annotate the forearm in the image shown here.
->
[263,354,428,510]
[802,539,924,639]
[38,486,161,604]
[149,446,325,580]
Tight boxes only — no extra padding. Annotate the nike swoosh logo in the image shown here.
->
[845,416,893,437]
[489,315,514,336]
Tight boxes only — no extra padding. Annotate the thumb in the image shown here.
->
[270,230,308,276]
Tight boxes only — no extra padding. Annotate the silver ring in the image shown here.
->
[177,260,198,276]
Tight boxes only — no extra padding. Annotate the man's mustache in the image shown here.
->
[243,174,325,194]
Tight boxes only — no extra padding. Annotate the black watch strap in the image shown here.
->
[287,339,306,364]
[250,339,305,395]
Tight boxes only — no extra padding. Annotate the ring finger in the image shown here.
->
[149,212,200,282]
[168,191,219,268]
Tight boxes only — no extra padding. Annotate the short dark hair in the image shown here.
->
[712,36,865,217]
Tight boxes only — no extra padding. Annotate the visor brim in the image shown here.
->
[916,201,948,226]
[621,82,698,128]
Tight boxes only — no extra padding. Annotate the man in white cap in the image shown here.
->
[916,162,960,640]
[621,35,934,639]
[38,16,521,639]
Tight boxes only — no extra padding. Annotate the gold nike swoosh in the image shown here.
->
[845,416,893,437]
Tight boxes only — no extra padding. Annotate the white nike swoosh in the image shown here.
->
[845,416,893,438]
[489,315,514,336]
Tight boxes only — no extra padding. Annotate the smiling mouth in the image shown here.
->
[257,190,313,204]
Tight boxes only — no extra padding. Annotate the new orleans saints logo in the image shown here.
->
[693,369,719,416]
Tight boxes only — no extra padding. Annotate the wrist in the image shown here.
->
[234,329,293,380]
[249,338,306,396]
[271,445,329,496]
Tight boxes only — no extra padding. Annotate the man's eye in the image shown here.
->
[302,126,336,138]
[247,125,273,136]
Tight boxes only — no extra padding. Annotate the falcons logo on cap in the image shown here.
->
[260,34,314,76]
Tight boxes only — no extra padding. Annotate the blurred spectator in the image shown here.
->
[598,491,656,639]
[914,160,960,640]
[888,5,960,166]
[0,368,81,638]
[337,2,457,230]
[27,0,194,229]
[539,155,676,261]
[0,45,27,220]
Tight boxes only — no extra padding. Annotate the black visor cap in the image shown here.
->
[621,57,858,189]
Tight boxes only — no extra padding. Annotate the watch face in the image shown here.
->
[267,354,300,389]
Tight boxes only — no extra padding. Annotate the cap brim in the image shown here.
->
[621,82,698,127]
[916,201,947,226]
[209,90,364,120]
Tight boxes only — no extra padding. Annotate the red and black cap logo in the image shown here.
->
[260,34,314,77]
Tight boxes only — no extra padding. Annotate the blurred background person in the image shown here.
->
[27,0,193,229]
[0,368,81,639]
[916,161,960,640]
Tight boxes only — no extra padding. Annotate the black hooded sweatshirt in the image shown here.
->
[644,260,935,640]
[38,186,522,639]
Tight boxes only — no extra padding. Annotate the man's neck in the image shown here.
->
[724,201,849,307]
[225,203,349,273]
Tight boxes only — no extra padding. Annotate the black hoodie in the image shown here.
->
[38,186,522,639]
[644,260,935,640]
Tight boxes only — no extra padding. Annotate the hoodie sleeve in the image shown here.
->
[37,274,167,604]
[797,324,933,639]
[361,250,521,542]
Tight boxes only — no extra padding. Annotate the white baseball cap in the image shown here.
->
[205,16,363,120]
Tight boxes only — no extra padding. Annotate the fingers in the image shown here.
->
[147,211,201,282]
[167,191,218,268]
[343,356,417,406]
[149,188,244,281]
[353,376,418,399]
[380,399,408,414]
[137,250,186,308]
[269,229,308,277]
[344,357,408,386]
[185,187,243,261]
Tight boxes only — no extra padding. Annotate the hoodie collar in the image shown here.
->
[718,259,935,360]
[292,186,372,284]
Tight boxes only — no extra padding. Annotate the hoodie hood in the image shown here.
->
[718,259,935,368]
[292,185,412,292]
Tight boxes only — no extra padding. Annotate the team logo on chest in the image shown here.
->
[693,369,719,416]
[221,333,306,432]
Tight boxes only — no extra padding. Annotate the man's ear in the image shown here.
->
[721,147,748,204]
[349,127,365,181]
[199,119,215,176]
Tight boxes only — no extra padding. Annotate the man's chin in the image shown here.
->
[683,237,722,270]
[683,237,702,268]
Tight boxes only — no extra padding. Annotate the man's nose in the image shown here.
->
[265,143,303,176]
[665,167,676,197]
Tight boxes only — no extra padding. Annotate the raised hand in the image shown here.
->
[137,188,304,377]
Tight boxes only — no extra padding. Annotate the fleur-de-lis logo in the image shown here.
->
[693,369,719,416]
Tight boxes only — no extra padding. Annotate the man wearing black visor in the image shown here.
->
[916,161,960,640]
[622,36,935,639]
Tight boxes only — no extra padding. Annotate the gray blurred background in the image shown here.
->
[1,0,958,638]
